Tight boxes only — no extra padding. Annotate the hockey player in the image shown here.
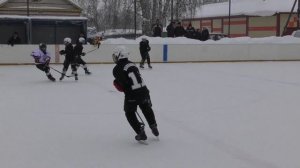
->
[112,46,159,141]
[59,37,78,81]
[31,43,56,82]
[139,38,152,69]
[74,37,91,75]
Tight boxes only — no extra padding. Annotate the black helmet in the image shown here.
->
[39,43,47,53]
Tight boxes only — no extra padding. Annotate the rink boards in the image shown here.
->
[1,43,300,64]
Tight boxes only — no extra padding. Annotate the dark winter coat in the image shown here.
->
[152,24,162,37]
[174,26,186,37]
[201,29,210,41]
[7,35,21,46]
[185,26,196,39]
[166,23,175,37]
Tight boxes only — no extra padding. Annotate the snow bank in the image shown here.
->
[102,35,300,45]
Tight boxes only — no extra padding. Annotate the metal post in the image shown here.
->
[298,0,300,29]
[27,0,29,16]
[282,0,297,36]
[134,0,137,39]
[228,0,231,37]
[176,0,179,21]
[171,0,174,22]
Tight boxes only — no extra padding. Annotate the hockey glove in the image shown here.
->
[45,56,50,64]
[113,80,124,92]
[59,50,65,55]
[81,52,86,56]
[34,57,40,63]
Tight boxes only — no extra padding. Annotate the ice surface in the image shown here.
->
[0,62,300,168]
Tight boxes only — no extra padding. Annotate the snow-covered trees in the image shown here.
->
[72,0,226,35]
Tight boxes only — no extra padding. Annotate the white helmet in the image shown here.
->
[112,46,129,63]
[63,37,72,44]
[78,37,85,44]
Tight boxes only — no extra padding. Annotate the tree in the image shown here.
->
[139,0,152,35]
[72,0,224,36]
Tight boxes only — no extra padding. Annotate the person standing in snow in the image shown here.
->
[7,32,21,46]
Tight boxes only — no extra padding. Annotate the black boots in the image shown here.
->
[150,124,159,136]
[135,124,159,141]
[135,126,147,141]
[47,74,56,82]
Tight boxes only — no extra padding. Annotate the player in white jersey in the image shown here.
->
[31,43,56,82]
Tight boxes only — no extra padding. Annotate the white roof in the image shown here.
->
[192,0,297,18]
[0,0,81,9]
[0,0,6,5]
[0,15,87,20]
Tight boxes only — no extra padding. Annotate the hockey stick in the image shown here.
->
[135,111,145,126]
[48,66,73,78]
[33,63,73,78]
[85,42,101,54]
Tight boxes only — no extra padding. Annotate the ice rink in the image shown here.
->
[1,62,300,168]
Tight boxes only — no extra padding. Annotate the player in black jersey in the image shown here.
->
[139,37,152,69]
[74,37,91,75]
[59,37,78,81]
[112,46,159,141]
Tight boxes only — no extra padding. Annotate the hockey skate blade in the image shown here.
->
[137,140,148,145]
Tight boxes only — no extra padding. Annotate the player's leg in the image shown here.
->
[60,60,69,81]
[71,63,78,80]
[44,65,55,81]
[140,54,146,68]
[124,99,147,140]
[146,53,152,68]
[139,96,159,136]
[78,58,91,75]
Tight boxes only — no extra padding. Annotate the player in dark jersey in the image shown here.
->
[59,37,78,81]
[139,38,152,69]
[112,46,159,141]
[74,37,91,75]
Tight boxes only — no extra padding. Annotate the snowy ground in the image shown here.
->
[0,62,300,168]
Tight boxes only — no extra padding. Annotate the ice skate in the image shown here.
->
[85,70,91,75]
[47,74,56,82]
[150,124,159,136]
[135,127,147,141]
[59,74,65,81]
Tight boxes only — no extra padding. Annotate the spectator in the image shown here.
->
[7,32,21,46]
[194,29,202,40]
[174,22,186,37]
[201,27,210,41]
[166,21,175,37]
[185,23,196,39]
[152,19,162,37]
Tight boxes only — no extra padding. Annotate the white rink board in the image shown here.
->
[0,43,300,64]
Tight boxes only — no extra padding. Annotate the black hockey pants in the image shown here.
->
[124,94,157,134]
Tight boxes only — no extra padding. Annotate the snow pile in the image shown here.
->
[102,35,300,45]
